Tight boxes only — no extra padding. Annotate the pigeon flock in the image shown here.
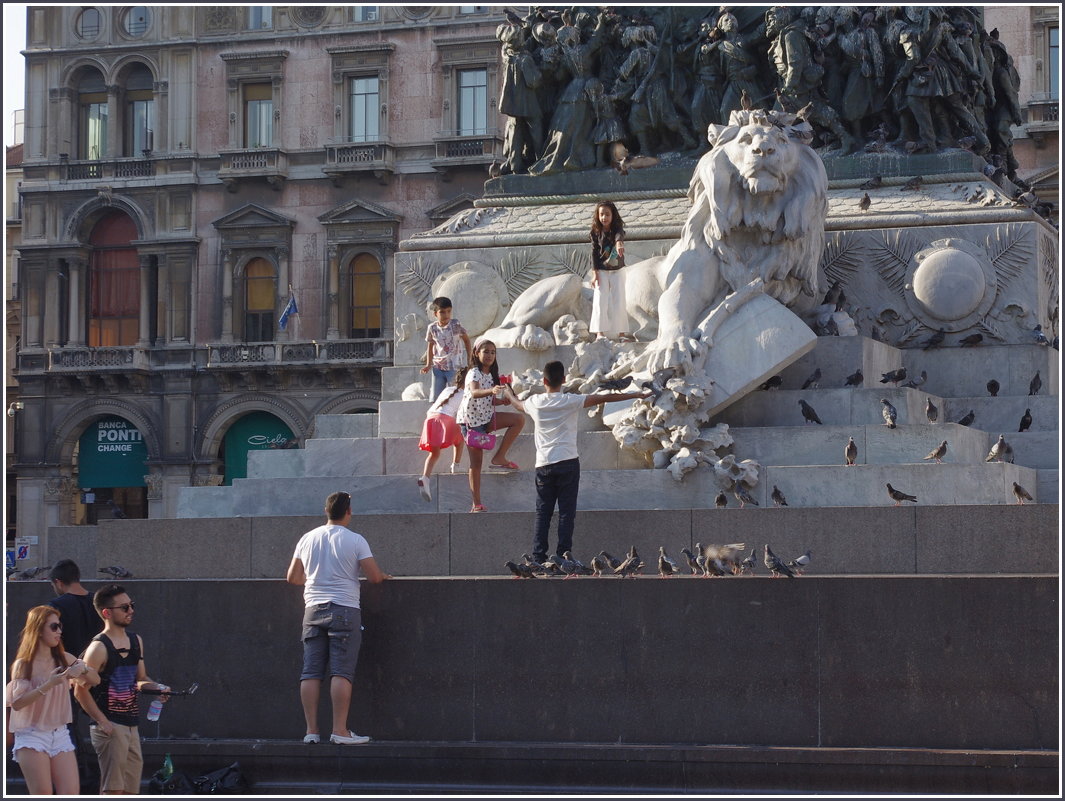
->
[506,544,813,579]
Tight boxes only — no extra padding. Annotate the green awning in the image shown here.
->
[223,411,295,485]
[78,416,148,488]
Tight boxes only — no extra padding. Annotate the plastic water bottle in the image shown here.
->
[146,697,164,722]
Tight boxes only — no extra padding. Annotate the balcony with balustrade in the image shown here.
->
[430,129,502,179]
[323,140,396,185]
[217,147,289,191]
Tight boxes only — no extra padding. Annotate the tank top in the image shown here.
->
[88,632,141,726]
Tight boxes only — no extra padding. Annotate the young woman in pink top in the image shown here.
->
[6,604,99,794]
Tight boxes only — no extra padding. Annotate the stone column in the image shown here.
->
[327,244,340,340]
[67,258,85,346]
[106,85,121,159]
[156,253,170,343]
[43,261,61,348]
[137,255,152,347]
[23,264,43,348]
[221,249,234,343]
[275,246,291,341]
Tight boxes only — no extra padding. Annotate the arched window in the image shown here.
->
[78,69,108,160]
[244,258,276,341]
[88,212,140,347]
[124,63,155,156]
[348,253,382,338]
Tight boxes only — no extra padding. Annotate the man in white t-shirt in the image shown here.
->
[286,491,391,745]
[505,361,650,563]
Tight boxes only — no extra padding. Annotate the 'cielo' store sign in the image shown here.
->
[78,416,148,488]
[223,411,294,484]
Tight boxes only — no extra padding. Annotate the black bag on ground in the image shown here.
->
[148,771,195,794]
[193,761,250,794]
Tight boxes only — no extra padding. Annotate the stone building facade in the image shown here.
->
[12,5,512,538]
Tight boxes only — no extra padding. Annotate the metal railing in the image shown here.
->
[62,158,156,181]
[206,338,392,367]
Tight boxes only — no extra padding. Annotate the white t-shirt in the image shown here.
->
[429,385,463,418]
[292,523,374,609]
[460,367,495,427]
[523,392,587,467]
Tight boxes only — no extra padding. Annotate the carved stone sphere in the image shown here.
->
[911,248,987,321]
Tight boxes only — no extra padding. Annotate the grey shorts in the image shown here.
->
[300,602,362,682]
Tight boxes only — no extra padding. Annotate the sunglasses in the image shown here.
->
[106,603,135,613]
[48,622,63,632]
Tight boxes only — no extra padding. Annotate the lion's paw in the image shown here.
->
[644,335,699,375]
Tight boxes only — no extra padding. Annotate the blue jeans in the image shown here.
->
[532,458,580,562]
[432,367,456,401]
[300,602,362,681]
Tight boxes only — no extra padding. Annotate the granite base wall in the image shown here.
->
[5,576,1057,751]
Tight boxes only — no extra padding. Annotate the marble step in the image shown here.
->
[177,461,1038,518]
[939,395,1059,433]
[378,399,612,438]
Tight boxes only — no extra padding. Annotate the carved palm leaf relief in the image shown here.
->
[870,230,923,297]
[497,250,541,302]
[396,255,446,307]
[818,232,863,290]
[545,247,590,279]
[984,223,1031,296]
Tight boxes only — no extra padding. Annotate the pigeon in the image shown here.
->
[693,543,708,575]
[598,551,622,570]
[822,280,842,307]
[757,375,783,391]
[597,375,633,392]
[886,483,917,505]
[562,551,591,577]
[925,397,938,423]
[522,553,550,576]
[681,548,701,575]
[787,550,812,575]
[590,554,610,577]
[505,560,536,579]
[824,316,841,336]
[870,325,884,342]
[714,491,727,509]
[704,543,746,576]
[763,545,795,578]
[843,368,863,387]
[959,333,983,346]
[799,399,823,425]
[881,398,898,428]
[921,329,945,349]
[845,437,858,466]
[99,565,134,579]
[610,142,660,175]
[639,367,678,404]
[986,379,999,397]
[107,499,128,519]
[955,409,976,427]
[956,134,977,151]
[901,175,923,191]
[1018,408,1032,433]
[902,370,927,389]
[542,555,564,575]
[1029,371,1041,396]
[1012,481,1034,505]
[733,483,759,508]
[1031,324,1049,346]
[613,547,643,577]
[738,548,757,575]
[740,88,753,111]
[10,565,53,580]
[923,440,948,463]
[858,192,871,211]
[880,367,906,385]
[657,547,679,578]
[801,367,821,390]
[859,175,883,190]
[770,485,788,507]
[986,434,1014,463]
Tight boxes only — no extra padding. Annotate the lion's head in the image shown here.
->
[725,123,799,196]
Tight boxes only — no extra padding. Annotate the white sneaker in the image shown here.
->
[330,731,371,745]
[417,477,432,502]
[450,463,460,474]
[303,733,320,744]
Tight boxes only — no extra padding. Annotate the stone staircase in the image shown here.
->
[177,335,1057,519]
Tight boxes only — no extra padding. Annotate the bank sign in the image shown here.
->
[78,416,148,488]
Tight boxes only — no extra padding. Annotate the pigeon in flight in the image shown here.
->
[880,367,907,385]
[886,483,917,505]
[903,370,927,389]
[925,397,938,423]
[10,565,53,580]
[1029,371,1042,396]
[1012,482,1034,505]
[986,379,999,397]
[959,333,983,347]
[955,409,976,426]
[799,399,823,425]
[881,398,898,428]
[757,375,782,391]
[657,547,679,578]
[801,367,821,390]
[99,565,134,579]
[704,543,746,576]
[787,550,812,575]
[733,484,759,508]
[1018,408,1032,433]
[763,545,795,578]
[923,440,948,464]
[597,375,633,392]
[640,367,678,404]
[845,437,858,466]
[843,368,863,387]
[770,485,788,507]
[921,329,945,349]
[714,491,727,509]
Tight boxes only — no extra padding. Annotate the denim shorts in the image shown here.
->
[300,602,362,681]
[12,725,75,760]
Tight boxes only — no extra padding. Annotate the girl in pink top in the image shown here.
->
[6,604,99,795]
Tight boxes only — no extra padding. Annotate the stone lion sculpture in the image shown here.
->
[629,108,829,374]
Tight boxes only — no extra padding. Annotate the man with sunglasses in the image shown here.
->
[287,491,391,745]
[73,585,170,794]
